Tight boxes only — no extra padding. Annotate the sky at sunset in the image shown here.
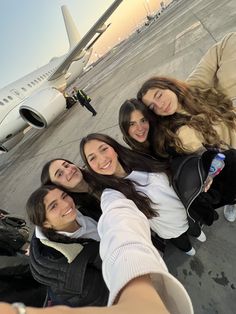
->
[89,0,164,62]
[0,0,165,88]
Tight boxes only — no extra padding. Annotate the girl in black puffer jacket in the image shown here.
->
[26,185,109,307]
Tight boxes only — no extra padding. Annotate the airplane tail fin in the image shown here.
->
[61,6,81,49]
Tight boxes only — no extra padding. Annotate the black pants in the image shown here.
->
[170,218,201,252]
[80,101,97,115]
[171,149,236,227]
[194,148,236,225]
[209,149,236,207]
[151,232,166,253]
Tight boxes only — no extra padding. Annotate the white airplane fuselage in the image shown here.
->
[0,48,91,151]
[0,0,123,152]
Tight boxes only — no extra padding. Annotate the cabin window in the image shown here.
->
[0,101,4,106]
[8,96,13,100]
[3,98,8,103]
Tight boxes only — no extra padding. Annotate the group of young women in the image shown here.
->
[24,156,194,314]
[2,32,236,314]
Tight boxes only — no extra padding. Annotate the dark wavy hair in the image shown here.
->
[80,133,170,219]
[137,76,236,156]
[26,185,93,244]
[119,98,158,156]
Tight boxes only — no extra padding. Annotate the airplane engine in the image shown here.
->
[0,132,24,152]
[19,87,66,129]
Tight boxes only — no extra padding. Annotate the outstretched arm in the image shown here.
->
[186,32,236,99]
[0,191,193,314]
[99,190,193,313]
[0,279,168,314]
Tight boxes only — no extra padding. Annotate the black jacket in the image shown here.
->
[70,192,102,222]
[76,90,90,106]
[0,253,46,305]
[171,149,236,225]
[30,233,109,307]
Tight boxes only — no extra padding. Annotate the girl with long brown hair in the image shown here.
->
[137,76,236,157]
[80,133,215,257]
[137,76,236,222]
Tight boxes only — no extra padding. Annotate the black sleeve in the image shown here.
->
[80,90,87,97]
[71,193,102,222]
[0,254,30,276]
[151,233,166,253]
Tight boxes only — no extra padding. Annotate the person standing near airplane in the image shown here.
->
[63,92,77,109]
[0,0,123,151]
[74,87,97,116]
[71,90,78,102]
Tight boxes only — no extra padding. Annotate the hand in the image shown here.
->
[24,246,30,256]
[21,242,30,255]
[0,303,15,314]
[203,176,213,192]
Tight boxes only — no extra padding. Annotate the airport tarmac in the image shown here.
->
[1,0,236,312]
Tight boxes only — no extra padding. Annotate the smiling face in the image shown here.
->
[128,110,150,143]
[84,139,125,177]
[49,160,83,189]
[142,88,181,116]
[43,188,78,232]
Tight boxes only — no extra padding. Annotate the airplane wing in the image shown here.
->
[48,0,123,81]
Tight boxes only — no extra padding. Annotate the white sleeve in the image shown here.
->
[98,189,194,314]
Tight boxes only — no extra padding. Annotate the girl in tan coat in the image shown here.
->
[136,33,236,222]
[137,76,236,221]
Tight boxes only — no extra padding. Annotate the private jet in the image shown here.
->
[0,0,123,152]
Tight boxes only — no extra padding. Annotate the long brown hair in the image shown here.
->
[137,77,236,156]
[80,133,170,219]
[26,185,94,244]
[119,98,156,155]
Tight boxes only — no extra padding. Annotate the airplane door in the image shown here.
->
[10,88,25,100]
